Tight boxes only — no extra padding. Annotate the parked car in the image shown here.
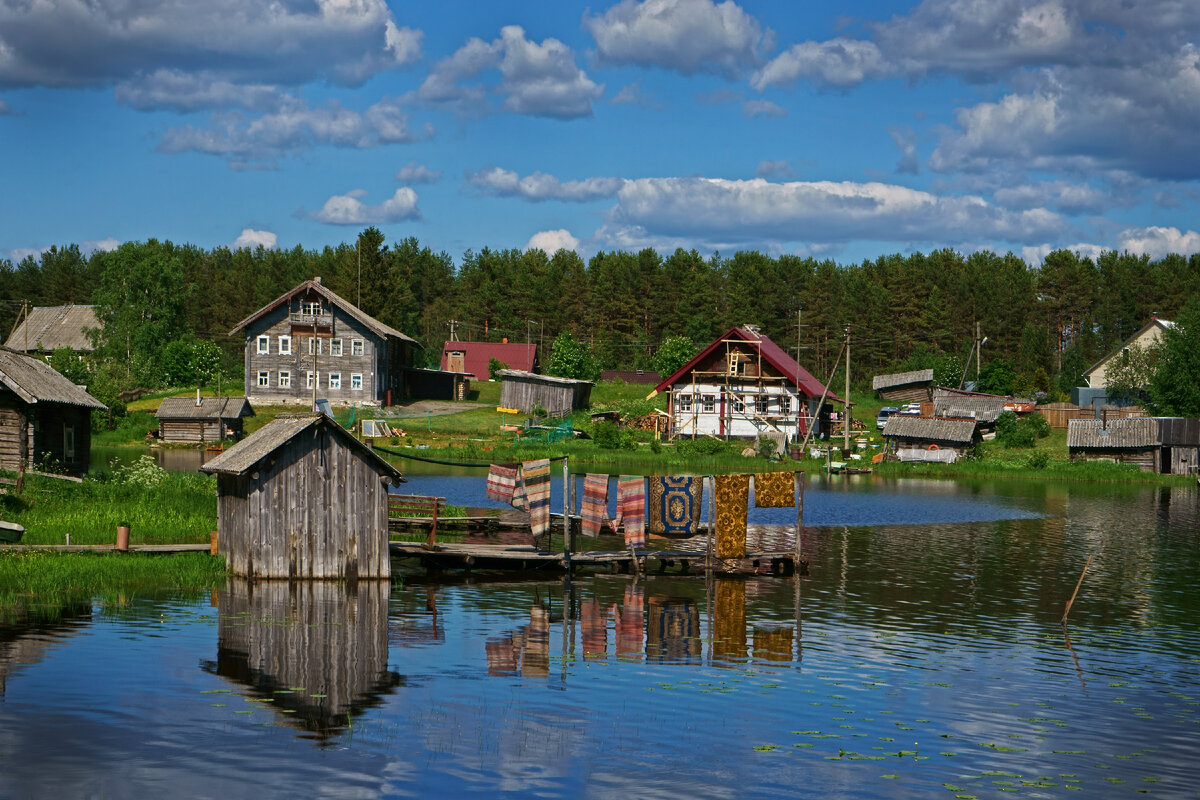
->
[876,407,900,429]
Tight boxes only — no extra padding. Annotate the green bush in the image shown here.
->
[677,437,731,457]
[1026,412,1051,439]
[592,420,622,450]
[1026,450,1050,469]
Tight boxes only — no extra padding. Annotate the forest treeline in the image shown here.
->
[3,227,1199,402]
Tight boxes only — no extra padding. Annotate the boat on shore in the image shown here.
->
[1,520,25,544]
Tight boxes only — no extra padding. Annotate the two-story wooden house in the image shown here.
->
[231,279,420,407]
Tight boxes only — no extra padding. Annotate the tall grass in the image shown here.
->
[0,468,217,545]
[92,410,159,446]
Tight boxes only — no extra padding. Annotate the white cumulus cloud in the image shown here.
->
[1117,226,1200,259]
[525,229,581,253]
[465,167,623,202]
[310,188,420,225]
[584,0,768,76]
[753,38,889,90]
[230,228,278,250]
[395,162,442,184]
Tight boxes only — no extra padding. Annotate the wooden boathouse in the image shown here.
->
[1067,417,1160,471]
[201,413,404,580]
[156,396,254,443]
[882,415,979,461]
[498,370,592,417]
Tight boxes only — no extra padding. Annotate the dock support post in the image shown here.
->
[705,475,715,572]
[562,458,571,573]
[794,472,804,564]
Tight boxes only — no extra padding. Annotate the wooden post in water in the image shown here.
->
[562,458,571,572]
[794,471,804,564]
[706,475,715,569]
[1061,553,1094,624]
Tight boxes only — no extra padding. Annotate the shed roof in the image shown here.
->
[229,279,418,344]
[652,326,841,402]
[156,396,254,420]
[497,369,593,387]
[200,414,403,480]
[1067,418,1160,449]
[600,369,661,385]
[881,416,978,444]
[872,369,934,390]
[0,348,107,409]
[932,394,1008,423]
[1157,417,1200,447]
[441,341,536,378]
[4,305,99,352]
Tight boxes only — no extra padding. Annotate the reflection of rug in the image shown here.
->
[715,474,750,558]
[522,459,551,537]
[647,597,701,662]
[581,598,608,660]
[615,585,644,657]
[486,464,519,505]
[712,579,747,662]
[580,474,609,537]
[753,627,794,662]
[753,471,794,508]
[648,476,702,538]
[613,476,645,548]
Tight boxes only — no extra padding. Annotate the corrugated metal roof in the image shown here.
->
[653,326,841,402]
[156,396,254,420]
[0,348,107,409]
[200,414,403,480]
[4,305,99,352]
[440,341,536,378]
[497,369,593,387]
[881,416,978,444]
[872,369,934,390]
[1067,418,1160,449]
[932,395,1008,423]
[229,280,418,344]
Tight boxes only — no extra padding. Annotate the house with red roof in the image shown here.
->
[649,326,841,442]
[440,340,538,380]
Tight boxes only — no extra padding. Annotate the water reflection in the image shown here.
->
[202,580,402,743]
[0,602,93,700]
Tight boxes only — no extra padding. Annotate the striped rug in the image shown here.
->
[522,459,552,537]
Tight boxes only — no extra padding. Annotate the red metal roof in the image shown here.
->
[652,327,841,402]
[441,341,537,379]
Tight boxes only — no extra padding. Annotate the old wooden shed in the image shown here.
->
[872,369,934,402]
[882,416,979,461]
[498,369,593,417]
[200,413,404,580]
[1157,418,1200,476]
[1067,418,1160,471]
[0,348,106,475]
[156,396,254,443]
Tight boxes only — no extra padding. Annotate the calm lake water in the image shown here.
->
[3,468,1199,798]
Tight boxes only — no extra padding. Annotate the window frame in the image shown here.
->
[256,335,269,355]
[754,395,769,415]
[678,393,693,412]
[351,373,363,390]
[278,335,291,355]
[779,395,792,416]
[328,372,341,390]
[351,339,364,356]
[257,371,270,388]
[329,338,343,357]
[306,371,316,389]
[702,394,715,413]
[278,370,291,388]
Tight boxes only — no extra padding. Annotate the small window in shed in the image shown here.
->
[278,335,291,354]
[330,338,343,356]
[351,339,364,356]
[256,336,269,354]
[351,373,363,390]
[279,370,291,388]
[257,371,269,387]
[329,373,341,389]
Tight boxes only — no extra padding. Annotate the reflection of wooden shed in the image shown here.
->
[1067,418,1159,471]
[0,348,106,475]
[882,416,979,461]
[872,369,934,402]
[205,580,400,743]
[1157,418,1200,476]
[156,396,254,443]
[498,369,592,417]
[200,413,404,579]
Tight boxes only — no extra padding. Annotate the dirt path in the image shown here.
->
[384,400,488,418]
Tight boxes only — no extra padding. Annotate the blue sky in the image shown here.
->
[2,0,1199,266]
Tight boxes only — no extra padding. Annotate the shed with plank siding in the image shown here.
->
[200,414,404,580]
[1157,418,1200,476]
[498,370,592,418]
[0,348,106,475]
[882,416,979,459]
[156,396,254,443]
[1067,418,1160,471]
[872,369,934,402]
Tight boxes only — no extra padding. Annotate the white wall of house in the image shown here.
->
[1086,321,1173,388]
[669,382,817,439]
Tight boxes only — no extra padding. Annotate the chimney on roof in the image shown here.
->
[1151,311,1158,319]
[743,324,761,336]
[314,276,322,284]
[502,337,508,344]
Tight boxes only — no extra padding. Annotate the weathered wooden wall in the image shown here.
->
[1169,446,1199,475]
[0,397,30,473]
[1070,448,1157,471]
[217,427,391,579]
[1038,402,1093,429]
[0,396,90,474]
[500,378,578,417]
[878,385,933,402]
[209,580,399,741]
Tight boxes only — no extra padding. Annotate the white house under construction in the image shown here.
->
[649,326,841,443]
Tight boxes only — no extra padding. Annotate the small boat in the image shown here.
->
[0,520,24,544]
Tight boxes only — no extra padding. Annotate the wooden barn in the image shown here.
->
[200,413,404,580]
[882,416,979,462]
[872,369,934,402]
[1157,418,1200,476]
[498,370,592,417]
[0,348,106,475]
[650,326,840,442]
[156,396,254,443]
[1067,418,1160,471]
[441,340,537,379]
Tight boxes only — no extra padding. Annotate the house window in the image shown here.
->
[779,395,791,416]
[329,373,341,390]
[351,373,363,390]
[702,395,715,413]
[330,338,343,357]
[755,395,769,415]
[278,335,291,355]
[679,394,693,412]
[308,337,322,355]
[279,370,291,388]
[733,395,745,413]
[302,301,322,316]
[256,335,269,354]
[257,371,269,387]
[306,371,316,389]
[351,339,364,356]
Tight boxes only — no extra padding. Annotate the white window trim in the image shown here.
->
[278,370,291,388]
[257,371,270,387]
[278,335,291,355]
[678,394,693,412]
[256,336,269,355]
[351,373,363,390]
[328,372,341,390]
[351,339,364,356]
[702,395,715,413]
[330,338,343,357]
[306,371,316,389]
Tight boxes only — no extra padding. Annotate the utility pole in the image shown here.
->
[843,326,851,454]
[448,319,459,342]
[976,321,982,382]
[356,238,361,307]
